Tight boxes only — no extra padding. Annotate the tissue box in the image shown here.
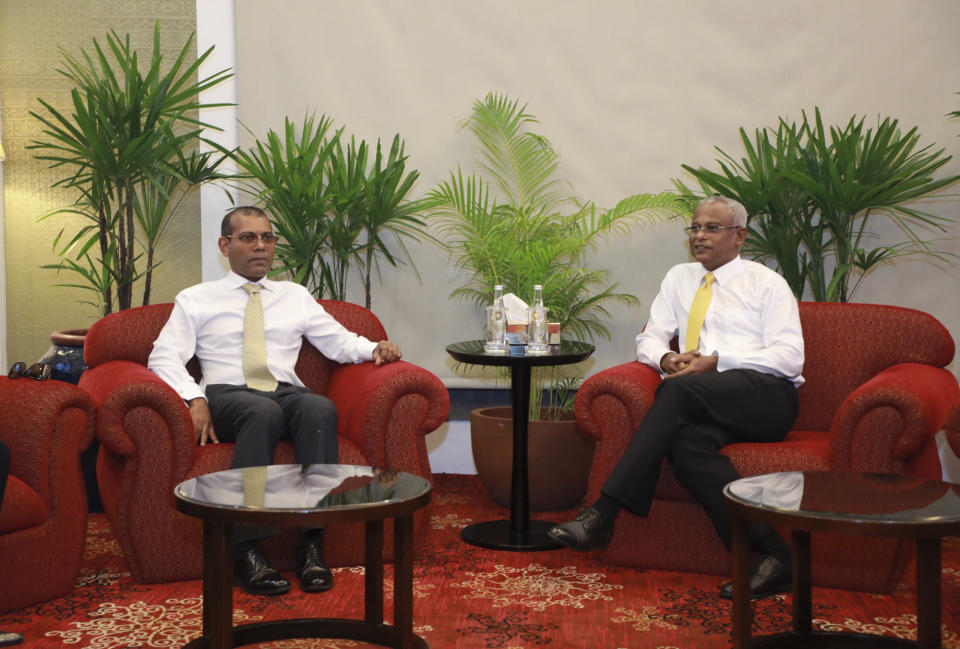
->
[506,322,526,345]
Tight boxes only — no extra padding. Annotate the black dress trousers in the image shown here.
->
[601,368,798,549]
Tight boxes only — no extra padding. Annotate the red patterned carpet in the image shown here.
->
[3,473,960,648]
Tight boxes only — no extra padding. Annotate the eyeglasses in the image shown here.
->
[8,361,51,381]
[684,224,743,235]
[225,232,279,245]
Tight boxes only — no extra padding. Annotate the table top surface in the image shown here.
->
[446,339,594,367]
[724,471,960,525]
[175,464,430,513]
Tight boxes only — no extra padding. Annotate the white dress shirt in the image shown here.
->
[148,271,379,402]
[635,256,805,387]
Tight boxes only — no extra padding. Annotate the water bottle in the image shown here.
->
[527,284,549,353]
[484,284,507,353]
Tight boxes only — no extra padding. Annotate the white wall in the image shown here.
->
[197,0,239,281]
[197,0,960,389]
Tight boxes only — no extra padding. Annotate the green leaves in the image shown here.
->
[678,108,959,301]
[231,115,430,306]
[429,92,684,338]
[30,22,232,315]
[427,92,686,419]
[232,115,341,294]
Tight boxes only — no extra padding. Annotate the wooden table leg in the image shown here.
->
[791,529,812,635]
[394,513,415,649]
[916,537,942,649]
[730,514,752,649]
[365,520,385,626]
[203,520,233,649]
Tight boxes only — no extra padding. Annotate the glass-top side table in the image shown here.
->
[175,464,431,649]
[724,471,960,649]
[446,340,594,551]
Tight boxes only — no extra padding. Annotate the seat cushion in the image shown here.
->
[0,475,49,533]
[654,430,832,502]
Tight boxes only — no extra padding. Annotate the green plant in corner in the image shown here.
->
[427,92,686,420]
[677,108,959,302]
[29,23,232,315]
[230,115,433,308]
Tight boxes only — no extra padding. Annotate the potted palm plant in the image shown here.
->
[229,114,433,308]
[27,23,232,514]
[29,22,232,317]
[676,108,959,301]
[428,92,685,510]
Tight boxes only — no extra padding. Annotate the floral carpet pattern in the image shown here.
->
[3,474,960,648]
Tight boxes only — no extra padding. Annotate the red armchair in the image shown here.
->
[574,302,959,592]
[0,377,96,613]
[80,300,449,584]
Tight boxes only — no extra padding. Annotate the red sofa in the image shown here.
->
[574,302,959,592]
[0,377,96,613]
[80,300,449,584]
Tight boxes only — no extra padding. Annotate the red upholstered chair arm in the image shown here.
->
[79,360,197,479]
[0,378,96,507]
[574,361,661,489]
[575,361,661,439]
[829,363,960,474]
[325,360,449,475]
[46,387,97,514]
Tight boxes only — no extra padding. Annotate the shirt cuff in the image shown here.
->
[179,382,206,403]
[360,339,379,363]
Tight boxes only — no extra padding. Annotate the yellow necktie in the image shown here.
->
[685,272,715,353]
[242,466,267,507]
[241,283,278,392]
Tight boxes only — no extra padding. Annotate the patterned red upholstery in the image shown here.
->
[0,476,47,534]
[81,300,449,584]
[574,302,959,593]
[0,377,96,613]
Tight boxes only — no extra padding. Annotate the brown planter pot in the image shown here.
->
[470,406,595,512]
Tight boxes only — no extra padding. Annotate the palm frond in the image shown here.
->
[426,92,682,419]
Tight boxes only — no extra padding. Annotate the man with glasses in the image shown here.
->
[149,206,402,597]
[548,196,804,600]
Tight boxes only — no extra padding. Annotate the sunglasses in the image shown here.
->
[8,361,52,381]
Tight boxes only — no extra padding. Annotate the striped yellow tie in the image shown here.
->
[685,272,715,353]
[241,283,278,392]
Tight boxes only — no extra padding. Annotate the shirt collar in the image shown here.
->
[225,270,275,291]
[700,255,743,286]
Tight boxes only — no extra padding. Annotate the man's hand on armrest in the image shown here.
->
[188,398,218,445]
[373,340,402,366]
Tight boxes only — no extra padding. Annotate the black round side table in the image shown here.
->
[446,340,594,551]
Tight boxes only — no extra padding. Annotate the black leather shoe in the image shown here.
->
[298,538,334,592]
[720,555,791,599]
[234,545,291,596]
[546,508,615,551]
